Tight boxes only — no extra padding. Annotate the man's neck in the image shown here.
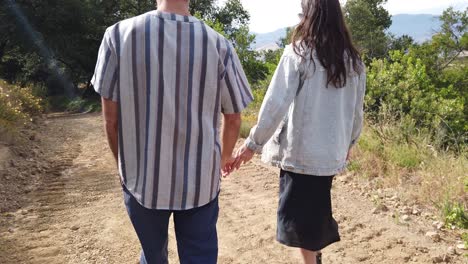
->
[158,1,190,16]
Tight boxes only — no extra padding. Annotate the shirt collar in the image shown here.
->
[153,10,199,23]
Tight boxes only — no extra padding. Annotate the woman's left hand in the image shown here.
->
[232,144,255,170]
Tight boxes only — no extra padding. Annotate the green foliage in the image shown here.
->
[388,34,415,52]
[262,49,283,67]
[231,27,269,84]
[462,232,468,248]
[379,7,468,148]
[1,0,267,97]
[384,144,424,169]
[347,160,361,171]
[278,27,294,48]
[366,49,466,148]
[0,80,43,130]
[443,202,468,229]
[67,98,101,113]
[344,0,392,59]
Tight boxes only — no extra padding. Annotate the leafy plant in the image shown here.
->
[443,202,468,229]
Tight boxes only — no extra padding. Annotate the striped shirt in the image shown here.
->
[92,10,253,210]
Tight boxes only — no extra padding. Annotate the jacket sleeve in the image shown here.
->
[349,71,366,149]
[245,51,301,153]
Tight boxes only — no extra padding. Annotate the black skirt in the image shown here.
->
[276,169,340,251]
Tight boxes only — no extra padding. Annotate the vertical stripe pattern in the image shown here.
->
[131,21,141,191]
[91,10,253,210]
[151,16,166,208]
[169,21,183,209]
[141,15,152,205]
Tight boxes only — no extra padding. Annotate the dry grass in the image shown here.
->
[351,125,467,217]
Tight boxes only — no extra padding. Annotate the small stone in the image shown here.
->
[447,246,457,255]
[71,225,80,231]
[416,247,429,253]
[400,206,412,215]
[20,210,27,215]
[8,228,14,233]
[456,243,465,250]
[372,204,389,214]
[423,212,432,218]
[432,256,443,263]
[339,176,350,183]
[425,231,441,242]
[412,208,421,215]
[401,215,410,221]
[403,255,411,262]
[389,195,399,201]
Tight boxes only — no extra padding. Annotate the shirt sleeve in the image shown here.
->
[219,42,253,114]
[349,71,366,149]
[91,29,119,102]
[245,50,301,153]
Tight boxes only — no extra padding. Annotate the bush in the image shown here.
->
[0,80,43,130]
[443,202,468,229]
[366,51,466,149]
[384,144,424,169]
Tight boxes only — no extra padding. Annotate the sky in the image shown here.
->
[226,0,468,33]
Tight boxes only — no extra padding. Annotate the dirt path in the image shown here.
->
[0,113,465,263]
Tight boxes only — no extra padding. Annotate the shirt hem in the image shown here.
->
[263,159,347,176]
[122,183,220,211]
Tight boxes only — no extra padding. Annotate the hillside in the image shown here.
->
[254,14,442,50]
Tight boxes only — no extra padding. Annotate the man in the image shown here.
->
[91,0,252,263]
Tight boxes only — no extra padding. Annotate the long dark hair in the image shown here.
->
[292,0,362,88]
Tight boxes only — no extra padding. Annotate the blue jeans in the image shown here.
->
[123,187,219,264]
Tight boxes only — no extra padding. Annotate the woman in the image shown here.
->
[231,0,366,263]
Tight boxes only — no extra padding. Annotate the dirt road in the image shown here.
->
[0,113,465,263]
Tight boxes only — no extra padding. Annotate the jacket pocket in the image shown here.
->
[273,116,288,144]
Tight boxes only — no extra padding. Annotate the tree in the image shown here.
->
[231,26,269,84]
[344,0,392,60]
[278,27,294,48]
[191,0,267,84]
[389,34,415,52]
[1,0,269,100]
[366,7,468,147]
[432,7,468,70]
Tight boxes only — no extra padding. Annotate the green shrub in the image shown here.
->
[366,50,466,149]
[384,144,423,169]
[443,202,468,229]
[0,80,43,129]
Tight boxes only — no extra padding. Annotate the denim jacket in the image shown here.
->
[245,45,366,176]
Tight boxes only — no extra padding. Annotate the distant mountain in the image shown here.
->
[254,28,287,50]
[253,14,442,50]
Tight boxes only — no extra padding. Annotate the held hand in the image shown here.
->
[232,144,255,170]
[221,155,236,177]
